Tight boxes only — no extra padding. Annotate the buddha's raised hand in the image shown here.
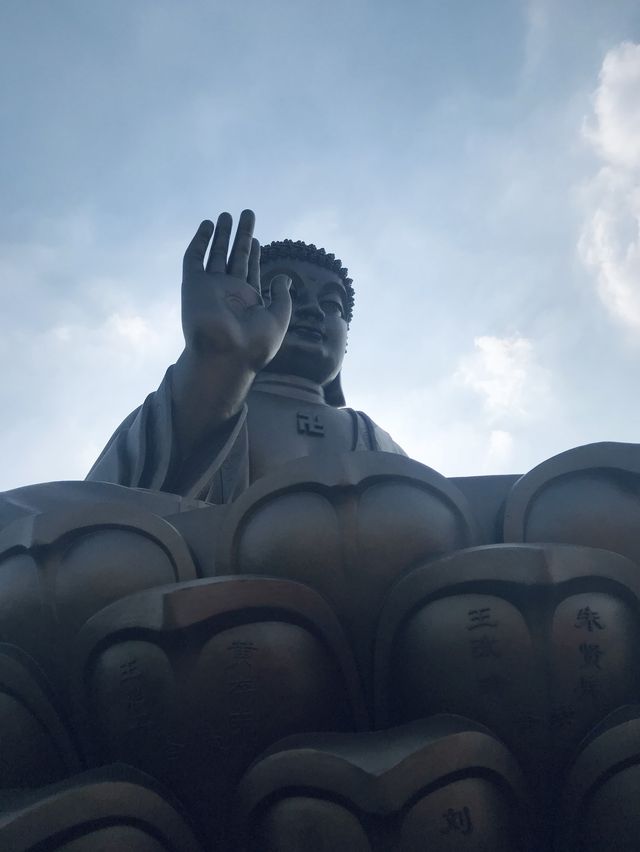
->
[181,210,292,372]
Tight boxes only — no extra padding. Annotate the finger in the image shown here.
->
[266,274,293,328]
[206,211,233,274]
[247,238,261,293]
[183,220,213,277]
[228,209,255,280]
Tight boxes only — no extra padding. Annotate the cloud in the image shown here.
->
[579,42,640,333]
[0,296,183,491]
[49,302,182,369]
[350,334,551,476]
[487,429,515,468]
[584,42,640,169]
[0,211,186,491]
[455,335,549,423]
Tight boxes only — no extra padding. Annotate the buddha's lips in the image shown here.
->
[290,324,325,341]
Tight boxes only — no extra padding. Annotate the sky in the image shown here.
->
[1,0,640,490]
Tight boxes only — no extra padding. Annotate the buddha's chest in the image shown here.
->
[247,394,355,482]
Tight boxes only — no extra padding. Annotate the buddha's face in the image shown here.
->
[261,257,349,386]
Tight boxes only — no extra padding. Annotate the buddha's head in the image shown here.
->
[260,240,354,406]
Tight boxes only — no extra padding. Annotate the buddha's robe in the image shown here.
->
[87,368,405,502]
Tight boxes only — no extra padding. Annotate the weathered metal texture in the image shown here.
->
[235,717,532,851]
[0,764,205,851]
[375,542,640,842]
[216,452,479,692]
[504,442,640,564]
[71,575,366,846]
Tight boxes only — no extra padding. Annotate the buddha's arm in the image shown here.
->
[170,211,291,466]
[87,210,291,497]
[86,364,248,498]
[169,347,254,467]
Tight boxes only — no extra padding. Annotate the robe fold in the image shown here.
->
[87,367,405,503]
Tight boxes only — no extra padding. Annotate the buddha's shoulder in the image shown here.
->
[343,408,407,456]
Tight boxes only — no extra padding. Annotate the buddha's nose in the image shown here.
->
[296,300,325,320]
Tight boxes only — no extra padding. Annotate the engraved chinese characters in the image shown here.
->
[375,543,640,841]
[0,503,197,685]
[215,452,479,690]
[72,576,366,847]
[0,502,198,790]
[6,441,640,849]
[235,718,532,851]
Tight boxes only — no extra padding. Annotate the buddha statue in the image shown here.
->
[86,209,405,502]
[3,210,637,850]
[0,210,490,850]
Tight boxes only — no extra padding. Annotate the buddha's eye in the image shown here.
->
[320,299,345,318]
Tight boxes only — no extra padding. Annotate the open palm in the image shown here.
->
[182,210,292,372]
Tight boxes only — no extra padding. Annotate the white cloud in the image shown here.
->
[487,429,515,468]
[455,335,548,423]
[580,42,640,333]
[350,334,550,476]
[48,301,182,368]
[0,297,183,491]
[584,42,640,170]
[0,212,185,491]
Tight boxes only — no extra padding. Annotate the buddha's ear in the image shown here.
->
[323,372,346,407]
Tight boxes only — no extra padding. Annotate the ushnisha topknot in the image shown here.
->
[260,239,354,323]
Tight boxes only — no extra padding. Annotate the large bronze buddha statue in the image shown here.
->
[3,211,640,851]
[87,210,404,502]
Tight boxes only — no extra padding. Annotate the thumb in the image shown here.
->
[267,274,293,326]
